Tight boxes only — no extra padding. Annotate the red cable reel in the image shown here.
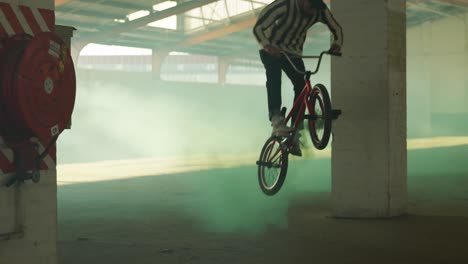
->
[0,32,76,186]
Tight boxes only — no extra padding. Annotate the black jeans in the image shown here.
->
[259,49,306,125]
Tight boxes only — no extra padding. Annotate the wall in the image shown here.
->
[0,1,58,264]
[407,12,468,137]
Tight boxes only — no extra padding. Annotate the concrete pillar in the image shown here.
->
[152,49,169,80]
[218,57,229,85]
[69,40,86,67]
[0,2,58,263]
[331,0,407,218]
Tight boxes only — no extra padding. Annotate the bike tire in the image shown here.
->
[308,84,332,150]
[257,136,288,196]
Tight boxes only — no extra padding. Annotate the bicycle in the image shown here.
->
[256,50,342,196]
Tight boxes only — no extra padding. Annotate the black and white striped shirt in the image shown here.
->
[253,0,343,55]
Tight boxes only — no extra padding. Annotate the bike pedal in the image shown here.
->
[331,109,342,120]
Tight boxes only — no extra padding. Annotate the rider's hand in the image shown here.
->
[264,44,282,57]
[328,43,342,55]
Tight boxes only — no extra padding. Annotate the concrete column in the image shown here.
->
[218,57,229,85]
[69,41,86,67]
[0,172,58,264]
[152,49,169,80]
[331,0,407,218]
[0,2,58,263]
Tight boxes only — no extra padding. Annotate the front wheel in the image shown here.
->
[307,84,332,150]
[257,137,288,196]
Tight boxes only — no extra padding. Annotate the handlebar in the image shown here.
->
[282,50,342,76]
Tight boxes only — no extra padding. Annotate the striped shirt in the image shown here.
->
[253,0,343,55]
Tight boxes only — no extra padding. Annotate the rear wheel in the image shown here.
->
[307,84,332,150]
[257,136,288,196]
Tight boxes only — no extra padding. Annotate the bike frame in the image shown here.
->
[283,51,329,130]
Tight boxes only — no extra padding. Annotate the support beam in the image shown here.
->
[331,0,407,218]
[68,0,166,11]
[152,49,169,80]
[81,0,218,44]
[101,0,164,11]
[439,0,468,7]
[218,57,230,85]
[175,0,331,51]
[411,0,468,8]
[70,40,88,65]
[408,2,464,19]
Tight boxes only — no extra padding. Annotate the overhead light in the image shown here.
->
[153,1,177,11]
[148,16,177,30]
[127,10,150,21]
[148,1,178,29]
[169,51,189,56]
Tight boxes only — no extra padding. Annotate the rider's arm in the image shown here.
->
[320,7,344,47]
[253,0,287,48]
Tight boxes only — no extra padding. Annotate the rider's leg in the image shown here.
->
[279,55,305,156]
[280,55,306,129]
[260,50,294,136]
[259,49,282,120]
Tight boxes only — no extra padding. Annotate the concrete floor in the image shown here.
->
[57,145,468,264]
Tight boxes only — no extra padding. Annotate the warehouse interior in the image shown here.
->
[1,0,468,263]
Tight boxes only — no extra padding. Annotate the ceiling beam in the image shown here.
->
[56,10,118,22]
[410,0,468,7]
[55,0,73,7]
[408,1,466,20]
[74,0,169,12]
[174,0,332,52]
[81,0,218,44]
[176,17,256,50]
[103,0,164,11]
[72,0,333,57]
[407,2,452,18]
[438,0,468,7]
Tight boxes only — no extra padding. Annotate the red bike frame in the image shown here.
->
[283,51,329,131]
[284,77,314,130]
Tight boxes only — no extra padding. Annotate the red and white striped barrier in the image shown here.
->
[0,2,56,174]
[0,2,54,37]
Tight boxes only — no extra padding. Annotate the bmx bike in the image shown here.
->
[256,50,342,196]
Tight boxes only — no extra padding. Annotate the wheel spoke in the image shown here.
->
[261,140,281,188]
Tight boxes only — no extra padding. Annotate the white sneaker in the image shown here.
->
[271,115,295,137]
[289,132,302,157]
